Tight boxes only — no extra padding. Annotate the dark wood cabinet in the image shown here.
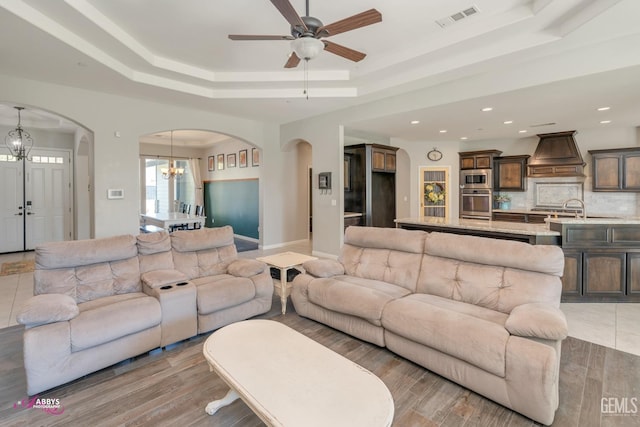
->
[491,211,550,224]
[561,249,582,296]
[344,144,398,228]
[372,148,396,172]
[583,251,626,296]
[494,155,529,191]
[589,148,640,192]
[459,150,502,170]
[628,253,640,294]
[549,221,640,302]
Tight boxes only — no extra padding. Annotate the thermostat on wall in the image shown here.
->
[107,189,124,199]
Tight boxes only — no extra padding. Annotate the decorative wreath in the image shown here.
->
[424,182,446,205]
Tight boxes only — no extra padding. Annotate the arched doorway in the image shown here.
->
[0,103,93,253]
[139,130,262,249]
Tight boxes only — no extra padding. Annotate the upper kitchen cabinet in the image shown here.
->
[589,148,640,192]
[494,155,530,192]
[527,131,585,177]
[371,147,396,172]
[459,150,502,170]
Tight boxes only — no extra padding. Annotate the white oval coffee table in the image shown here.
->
[203,319,394,427]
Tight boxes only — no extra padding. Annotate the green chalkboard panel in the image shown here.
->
[204,179,259,239]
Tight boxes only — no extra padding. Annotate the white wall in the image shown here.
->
[202,139,260,181]
[0,74,281,243]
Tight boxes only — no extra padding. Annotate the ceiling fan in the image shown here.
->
[229,0,382,68]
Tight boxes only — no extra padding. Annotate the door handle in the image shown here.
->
[15,212,23,216]
[27,212,35,215]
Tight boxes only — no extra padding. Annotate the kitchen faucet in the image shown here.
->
[562,198,586,219]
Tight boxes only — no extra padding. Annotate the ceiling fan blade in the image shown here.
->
[270,0,307,31]
[323,40,366,62]
[284,52,301,68]
[319,9,382,37]
[229,35,294,41]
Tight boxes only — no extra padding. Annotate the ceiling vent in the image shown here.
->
[436,5,480,28]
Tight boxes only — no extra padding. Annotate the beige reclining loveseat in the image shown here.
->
[292,226,567,425]
[16,226,272,395]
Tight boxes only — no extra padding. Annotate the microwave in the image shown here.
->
[461,169,492,189]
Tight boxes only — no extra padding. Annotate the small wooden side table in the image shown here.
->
[256,251,317,314]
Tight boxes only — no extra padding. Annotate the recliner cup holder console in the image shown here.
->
[160,285,173,290]
[176,282,188,286]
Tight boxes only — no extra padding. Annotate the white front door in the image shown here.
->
[0,149,72,252]
[0,156,24,252]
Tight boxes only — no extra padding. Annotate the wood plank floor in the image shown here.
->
[1,298,639,427]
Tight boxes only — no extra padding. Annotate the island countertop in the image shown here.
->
[395,217,560,245]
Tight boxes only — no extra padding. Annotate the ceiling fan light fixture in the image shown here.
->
[291,37,324,60]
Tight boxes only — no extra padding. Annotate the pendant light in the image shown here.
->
[161,130,184,179]
[5,107,33,161]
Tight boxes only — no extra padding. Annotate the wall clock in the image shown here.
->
[427,148,443,161]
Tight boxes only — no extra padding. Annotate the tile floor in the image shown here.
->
[1,243,639,357]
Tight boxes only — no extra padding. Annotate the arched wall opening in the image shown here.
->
[0,102,94,252]
[281,138,313,245]
[139,129,263,247]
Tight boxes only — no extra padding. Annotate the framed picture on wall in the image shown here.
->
[252,147,260,167]
[239,149,248,168]
[217,154,224,170]
[227,153,237,168]
[207,156,214,171]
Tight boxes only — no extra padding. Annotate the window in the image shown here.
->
[141,158,194,214]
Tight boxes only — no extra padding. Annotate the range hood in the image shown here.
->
[527,130,585,177]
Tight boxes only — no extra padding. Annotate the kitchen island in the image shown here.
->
[547,217,640,302]
[395,217,560,245]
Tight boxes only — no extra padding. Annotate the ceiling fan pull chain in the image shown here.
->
[304,60,309,100]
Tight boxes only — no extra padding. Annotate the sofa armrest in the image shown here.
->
[141,269,189,289]
[16,294,79,328]
[302,259,344,278]
[228,259,267,277]
[505,303,568,341]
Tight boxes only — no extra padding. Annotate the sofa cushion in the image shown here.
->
[340,246,424,293]
[136,230,171,255]
[71,293,161,351]
[307,276,411,325]
[36,234,137,269]
[424,232,564,277]
[417,254,563,314]
[16,294,79,328]
[382,294,509,377]
[195,275,256,314]
[171,226,234,252]
[172,248,237,280]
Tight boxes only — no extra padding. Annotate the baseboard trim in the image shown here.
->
[311,250,338,260]
[261,239,309,250]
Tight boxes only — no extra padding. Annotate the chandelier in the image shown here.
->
[161,130,184,179]
[5,106,33,161]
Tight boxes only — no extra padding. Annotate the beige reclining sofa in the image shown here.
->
[16,226,272,395]
[292,226,567,425]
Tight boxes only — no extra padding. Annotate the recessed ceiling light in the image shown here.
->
[410,120,420,125]
[439,129,447,133]
[460,137,468,140]
[481,107,493,112]
[503,120,513,124]
[518,130,528,133]
[597,107,610,111]
[600,120,611,124]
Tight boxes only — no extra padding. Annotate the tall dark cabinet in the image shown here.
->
[344,144,398,228]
